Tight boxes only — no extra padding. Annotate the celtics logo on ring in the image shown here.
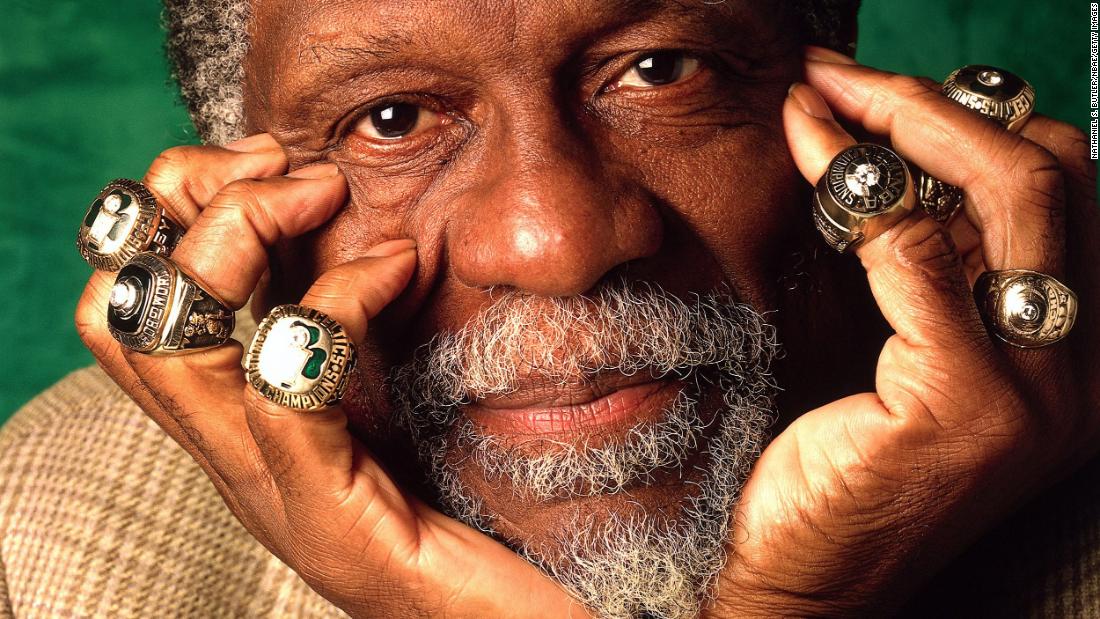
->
[246,305,357,410]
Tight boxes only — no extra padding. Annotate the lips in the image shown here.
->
[463,372,687,436]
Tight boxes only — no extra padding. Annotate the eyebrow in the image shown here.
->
[280,0,750,113]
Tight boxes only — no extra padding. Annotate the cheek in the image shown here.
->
[609,121,802,309]
[270,162,451,301]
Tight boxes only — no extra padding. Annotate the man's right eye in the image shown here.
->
[353,102,444,141]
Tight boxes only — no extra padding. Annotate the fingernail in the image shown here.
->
[805,45,859,65]
[287,163,340,179]
[365,238,417,258]
[788,82,834,120]
[223,133,274,152]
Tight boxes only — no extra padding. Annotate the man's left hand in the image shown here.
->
[707,47,1098,616]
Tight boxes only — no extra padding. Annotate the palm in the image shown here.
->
[718,382,997,613]
[315,440,586,618]
[731,395,897,570]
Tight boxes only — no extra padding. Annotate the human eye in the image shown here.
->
[351,101,448,141]
[607,51,701,91]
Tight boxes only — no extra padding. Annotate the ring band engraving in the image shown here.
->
[918,66,1035,223]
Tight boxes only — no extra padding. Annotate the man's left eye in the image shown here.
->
[612,51,701,90]
[353,102,445,141]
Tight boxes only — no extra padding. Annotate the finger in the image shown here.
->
[116,335,291,550]
[1019,116,1099,302]
[785,82,998,425]
[75,270,257,517]
[242,241,417,511]
[1019,117,1100,424]
[804,60,1066,280]
[141,133,288,225]
[76,270,210,457]
[116,159,350,504]
[785,82,857,175]
[115,159,347,518]
[169,163,348,309]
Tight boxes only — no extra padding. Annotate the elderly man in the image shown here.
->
[2,0,1096,617]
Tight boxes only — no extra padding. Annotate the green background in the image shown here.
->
[0,1,1091,423]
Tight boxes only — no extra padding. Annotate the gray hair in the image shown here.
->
[164,0,860,145]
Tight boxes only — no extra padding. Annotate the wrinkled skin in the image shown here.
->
[74,0,1098,616]
[247,0,870,547]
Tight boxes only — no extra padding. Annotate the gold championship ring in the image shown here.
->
[813,143,916,253]
[246,304,358,411]
[78,179,184,271]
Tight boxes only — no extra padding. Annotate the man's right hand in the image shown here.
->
[74,134,590,619]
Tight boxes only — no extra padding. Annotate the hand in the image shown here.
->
[707,48,1098,616]
[74,135,590,619]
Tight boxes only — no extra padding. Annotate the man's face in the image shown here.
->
[244,0,827,613]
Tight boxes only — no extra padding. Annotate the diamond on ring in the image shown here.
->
[943,65,1035,131]
[813,143,915,253]
[975,269,1077,349]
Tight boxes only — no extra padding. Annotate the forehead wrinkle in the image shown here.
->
[297,31,412,67]
[286,0,687,72]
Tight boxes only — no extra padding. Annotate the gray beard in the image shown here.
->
[389,282,779,619]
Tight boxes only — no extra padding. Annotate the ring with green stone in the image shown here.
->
[77,178,184,271]
[245,304,358,411]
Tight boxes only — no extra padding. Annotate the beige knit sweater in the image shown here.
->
[0,367,347,618]
[2,367,1099,617]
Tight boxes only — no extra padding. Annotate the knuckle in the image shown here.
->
[144,146,207,220]
[886,73,937,100]
[310,268,360,301]
[215,435,280,508]
[866,73,936,125]
[209,180,279,243]
[74,299,97,343]
[311,265,388,319]
[242,383,285,418]
[1048,122,1092,177]
[1056,123,1089,159]
[145,146,199,187]
[889,216,962,280]
[979,137,1066,217]
[1005,141,1063,195]
[75,297,113,359]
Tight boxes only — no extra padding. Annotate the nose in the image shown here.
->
[450,119,663,297]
